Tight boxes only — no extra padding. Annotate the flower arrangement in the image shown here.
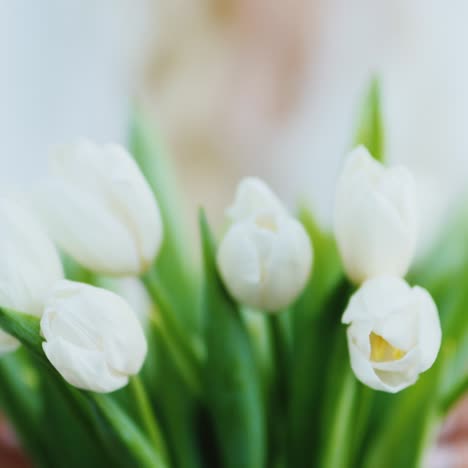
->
[0,84,465,468]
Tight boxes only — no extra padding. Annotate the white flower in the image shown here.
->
[217,178,312,312]
[96,276,152,329]
[0,199,63,354]
[334,146,418,284]
[227,177,286,222]
[342,276,441,393]
[36,140,163,275]
[41,280,147,393]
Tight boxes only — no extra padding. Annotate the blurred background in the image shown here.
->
[1,1,467,466]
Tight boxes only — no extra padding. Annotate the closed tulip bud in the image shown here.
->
[96,276,152,329]
[36,140,163,275]
[217,178,312,312]
[0,199,63,354]
[334,146,418,284]
[342,276,441,393]
[41,280,147,393]
[227,177,286,222]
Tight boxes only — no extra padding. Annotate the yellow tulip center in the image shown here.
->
[370,332,406,362]
[255,214,278,232]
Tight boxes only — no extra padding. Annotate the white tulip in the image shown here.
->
[227,177,286,222]
[96,276,152,329]
[0,199,63,354]
[217,178,312,312]
[342,276,441,393]
[36,140,163,275]
[41,280,147,393]
[334,146,418,284]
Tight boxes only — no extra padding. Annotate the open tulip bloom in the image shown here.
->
[0,104,465,468]
[342,276,441,393]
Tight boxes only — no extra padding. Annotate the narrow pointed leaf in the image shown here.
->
[129,109,199,332]
[354,79,384,161]
[199,209,266,468]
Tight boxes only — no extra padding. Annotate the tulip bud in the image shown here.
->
[342,276,441,393]
[36,140,163,275]
[334,146,418,284]
[96,276,152,329]
[227,177,286,222]
[0,199,63,354]
[41,280,147,393]
[217,178,312,312]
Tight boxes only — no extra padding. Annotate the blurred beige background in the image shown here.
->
[2,1,468,233]
[2,1,468,237]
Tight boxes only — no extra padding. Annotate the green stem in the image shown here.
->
[442,375,468,412]
[266,313,289,467]
[93,394,167,468]
[354,79,384,161]
[321,369,357,468]
[267,313,289,405]
[350,385,374,463]
[143,271,202,396]
[149,313,201,399]
[129,376,169,465]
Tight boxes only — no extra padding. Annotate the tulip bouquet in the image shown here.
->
[0,85,466,468]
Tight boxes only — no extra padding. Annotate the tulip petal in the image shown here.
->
[43,337,128,393]
[226,177,285,222]
[342,276,411,323]
[348,333,418,393]
[262,216,312,311]
[36,180,141,275]
[217,223,263,308]
[413,286,442,371]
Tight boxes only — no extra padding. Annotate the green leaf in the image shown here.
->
[149,334,205,468]
[353,79,384,161]
[265,312,291,467]
[242,307,274,398]
[128,376,170,465]
[293,206,343,324]
[130,108,204,396]
[143,271,202,396]
[442,372,468,413]
[129,109,199,332]
[288,207,347,467]
[439,330,468,412]
[320,366,358,468]
[199,209,266,468]
[410,201,468,292]
[0,309,43,355]
[36,371,107,468]
[61,253,96,284]
[93,395,168,468]
[0,351,52,467]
